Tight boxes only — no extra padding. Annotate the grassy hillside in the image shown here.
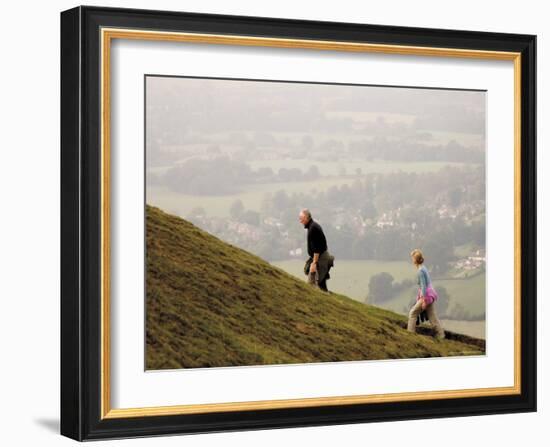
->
[146,205,485,370]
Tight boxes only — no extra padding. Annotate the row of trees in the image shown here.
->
[348,137,484,163]
[260,166,485,218]
[148,157,324,195]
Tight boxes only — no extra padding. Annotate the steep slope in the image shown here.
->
[146,205,485,370]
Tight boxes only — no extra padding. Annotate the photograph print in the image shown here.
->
[144,75,487,370]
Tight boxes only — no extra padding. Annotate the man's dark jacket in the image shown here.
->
[305,219,327,257]
[303,219,334,282]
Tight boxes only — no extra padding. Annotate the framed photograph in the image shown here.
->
[60,5,536,441]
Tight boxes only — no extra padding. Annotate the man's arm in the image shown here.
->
[310,252,320,272]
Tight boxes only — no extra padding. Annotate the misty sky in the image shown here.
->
[145,76,486,165]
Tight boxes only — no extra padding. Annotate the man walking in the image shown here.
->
[299,208,334,292]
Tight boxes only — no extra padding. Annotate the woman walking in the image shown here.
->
[407,249,445,339]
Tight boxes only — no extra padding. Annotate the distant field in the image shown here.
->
[247,160,469,177]
[147,177,357,218]
[323,111,416,124]
[272,259,415,303]
[226,127,484,149]
[381,272,486,316]
[147,160,471,218]
[147,176,388,218]
[147,185,267,218]
[427,130,485,148]
[437,274,486,313]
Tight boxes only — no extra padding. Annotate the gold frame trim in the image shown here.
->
[100,27,522,420]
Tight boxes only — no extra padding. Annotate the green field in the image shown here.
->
[147,160,469,218]
[386,272,486,316]
[273,259,414,302]
[427,130,485,147]
[323,110,416,124]
[218,126,484,149]
[247,160,469,177]
[148,177,377,218]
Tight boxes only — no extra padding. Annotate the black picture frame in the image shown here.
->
[61,5,536,441]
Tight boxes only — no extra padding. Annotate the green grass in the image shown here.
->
[146,205,485,370]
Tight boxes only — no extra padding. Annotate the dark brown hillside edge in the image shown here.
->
[396,322,486,351]
[145,205,486,370]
